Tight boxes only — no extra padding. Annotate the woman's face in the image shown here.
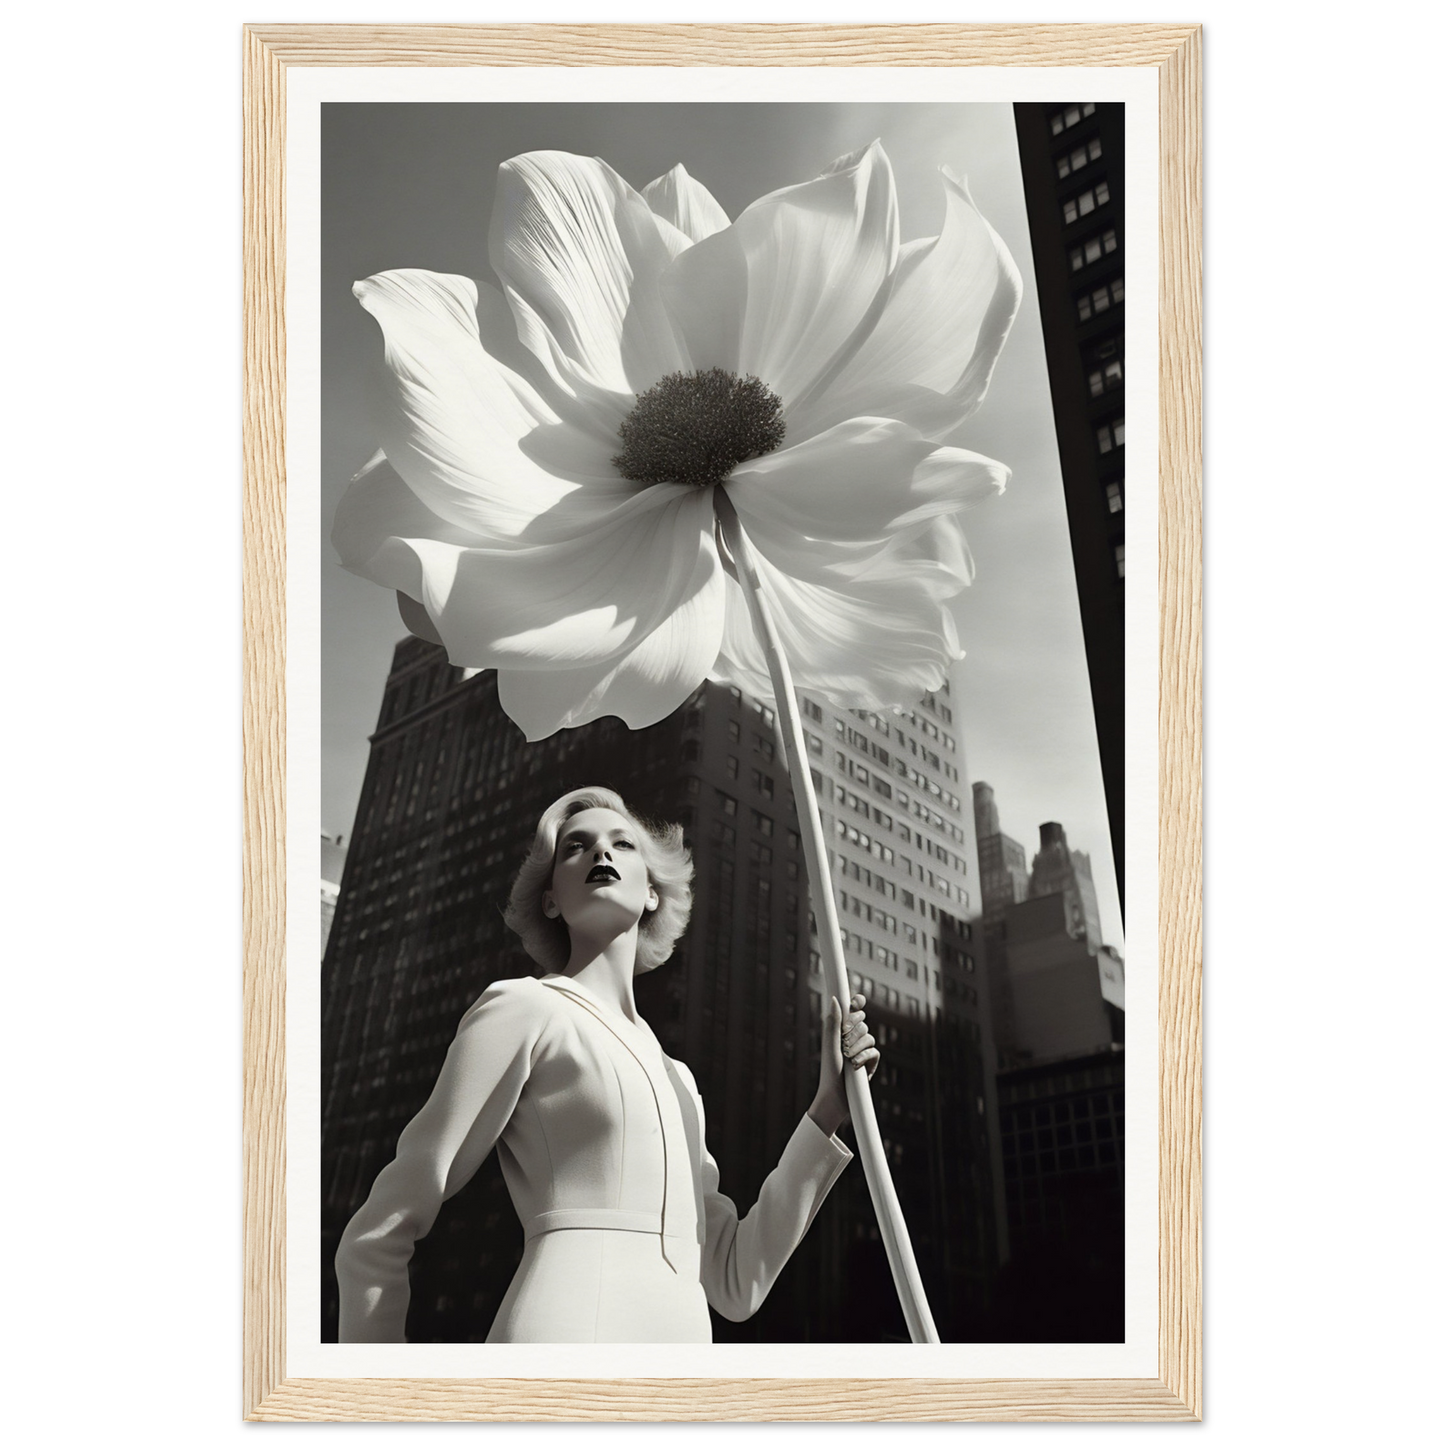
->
[545,806,658,941]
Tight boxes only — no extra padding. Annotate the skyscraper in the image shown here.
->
[320,638,1003,1343]
[1027,820,1103,953]
[969,792,1125,1340]
[972,781,1032,1067]
[1012,100,1126,906]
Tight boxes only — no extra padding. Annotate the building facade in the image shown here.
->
[969,781,1126,1339]
[1012,100,1126,907]
[320,638,1004,1343]
[992,1050,1125,1341]
[1026,820,1103,953]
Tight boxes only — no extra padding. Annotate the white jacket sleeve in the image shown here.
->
[683,1069,854,1323]
[335,978,543,1342]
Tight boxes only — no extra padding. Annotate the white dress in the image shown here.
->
[336,973,852,1343]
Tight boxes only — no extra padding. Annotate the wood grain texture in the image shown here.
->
[250,1376,1197,1424]
[242,22,1202,68]
[241,22,287,1422]
[1155,23,1205,1425]
[241,21,1203,1422]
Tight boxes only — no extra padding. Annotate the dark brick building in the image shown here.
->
[1013,99,1126,905]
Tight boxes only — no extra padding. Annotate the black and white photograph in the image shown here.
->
[315,96,1134,1352]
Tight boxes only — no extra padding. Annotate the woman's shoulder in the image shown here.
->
[456,973,554,1032]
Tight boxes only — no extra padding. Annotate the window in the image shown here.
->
[1049,101,1096,134]
[753,811,774,836]
[1097,417,1126,454]
[1054,136,1103,178]
[1077,276,1125,322]
[752,769,774,799]
[802,698,824,723]
[804,730,823,757]
[727,720,741,743]
[1062,180,1110,225]
[1069,227,1117,271]
[1105,480,1123,513]
[1115,543,1126,578]
[717,791,737,816]
[1088,358,1124,397]
[725,755,739,779]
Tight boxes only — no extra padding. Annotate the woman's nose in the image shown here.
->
[593,845,612,860]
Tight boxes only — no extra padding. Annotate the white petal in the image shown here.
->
[354,269,618,540]
[489,151,686,396]
[661,141,900,407]
[331,451,481,583]
[791,168,1022,440]
[642,164,730,244]
[347,485,720,685]
[397,590,443,645]
[711,542,968,714]
[496,554,726,740]
[726,419,1008,561]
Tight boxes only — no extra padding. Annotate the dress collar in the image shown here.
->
[537,974,661,1049]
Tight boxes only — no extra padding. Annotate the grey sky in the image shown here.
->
[319,101,1123,948]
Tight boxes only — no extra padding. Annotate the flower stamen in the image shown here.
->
[613,369,785,488]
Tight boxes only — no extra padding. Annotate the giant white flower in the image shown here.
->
[333,142,1021,740]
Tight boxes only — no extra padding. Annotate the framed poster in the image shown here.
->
[239,16,1208,1427]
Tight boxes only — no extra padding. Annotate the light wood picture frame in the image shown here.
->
[243,22,1201,1422]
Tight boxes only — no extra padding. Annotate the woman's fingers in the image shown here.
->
[833,995,881,1075]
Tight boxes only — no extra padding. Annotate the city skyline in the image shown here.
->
[320,101,1123,949]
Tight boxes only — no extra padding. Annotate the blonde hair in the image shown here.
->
[503,787,693,974]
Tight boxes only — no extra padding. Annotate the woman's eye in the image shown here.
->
[615,838,635,850]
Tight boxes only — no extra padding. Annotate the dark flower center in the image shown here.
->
[613,369,786,488]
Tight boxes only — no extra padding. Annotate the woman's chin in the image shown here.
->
[564,898,645,941]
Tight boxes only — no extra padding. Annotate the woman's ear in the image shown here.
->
[645,888,659,913]
[543,894,559,919]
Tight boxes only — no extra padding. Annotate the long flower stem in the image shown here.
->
[714,490,940,1346]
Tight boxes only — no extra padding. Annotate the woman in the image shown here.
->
[336,786,880,1343]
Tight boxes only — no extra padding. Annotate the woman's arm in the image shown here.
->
[682,1000,879,1323]
[334,977,543,1342]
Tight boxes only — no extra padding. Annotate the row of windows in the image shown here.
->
[803,694,958,747]
[1004,1139,1122,1175]
[1089,358,1124,397]
[1077,276,1125,322]
[1000,1065,1123,1105]
[833,806,967,874]
[1063,181,1111,225]
[1097,417,1126,454]
[1069,226,1117,272]
[1050,101,1097,135]
[1056,136,1102,179]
